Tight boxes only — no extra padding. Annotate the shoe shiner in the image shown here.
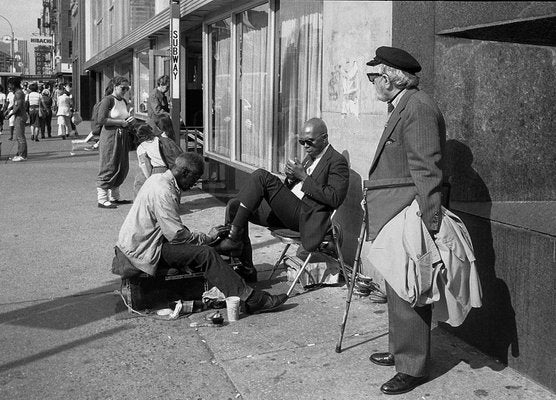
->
[112,152,288,317]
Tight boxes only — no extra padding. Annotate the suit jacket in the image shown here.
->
[287,145,349,251]
[366,88,446,240]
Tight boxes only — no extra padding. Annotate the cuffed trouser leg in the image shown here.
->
[161,242,253,301]
[386,283,431,377]
[97,187,109,204]
[108,187,120,201]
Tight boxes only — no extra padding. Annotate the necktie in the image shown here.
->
[304,157,315,174]
[387,102,394,113]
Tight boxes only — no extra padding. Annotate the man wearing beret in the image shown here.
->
[365,46,446,394]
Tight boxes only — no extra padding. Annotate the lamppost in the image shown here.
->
[0,14,15,73]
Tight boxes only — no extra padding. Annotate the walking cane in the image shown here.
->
[335,188,368,353]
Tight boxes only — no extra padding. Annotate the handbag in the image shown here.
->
[71,111,83,125]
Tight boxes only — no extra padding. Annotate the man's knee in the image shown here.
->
[252,168,272,181]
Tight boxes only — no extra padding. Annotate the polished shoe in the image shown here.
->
[112,199,133,205]
[213,237,244,256]
[380,372,428,395]
[370,352,395,366]
[98,201,117,209]
[245,291,287,314]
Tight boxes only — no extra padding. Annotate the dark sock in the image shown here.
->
[231,205,251,229]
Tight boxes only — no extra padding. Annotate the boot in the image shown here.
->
[244,291,288,314]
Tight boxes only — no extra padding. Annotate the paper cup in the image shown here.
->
[225,296,241,322]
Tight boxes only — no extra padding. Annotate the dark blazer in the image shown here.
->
[366,88,446,240]
[291,145,350,251]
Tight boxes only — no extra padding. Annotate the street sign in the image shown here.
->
[30,36,53,45]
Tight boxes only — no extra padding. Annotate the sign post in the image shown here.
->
[170,0,180,145]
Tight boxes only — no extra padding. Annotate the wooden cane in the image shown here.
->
[335,189,367,353]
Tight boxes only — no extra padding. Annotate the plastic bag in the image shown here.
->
[71,111,83,125]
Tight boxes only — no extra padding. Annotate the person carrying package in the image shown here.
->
[112,152,288,315]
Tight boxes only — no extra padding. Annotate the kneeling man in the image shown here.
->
[114,152,287,314]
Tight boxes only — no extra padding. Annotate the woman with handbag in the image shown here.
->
[96,76,136,209]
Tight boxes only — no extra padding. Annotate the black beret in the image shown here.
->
[366,46,421,74]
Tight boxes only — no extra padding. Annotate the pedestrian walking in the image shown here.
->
[5,77,28,162]
[96,76,136,209]
[0,84,6,134]
[39,89,53,138]
[56,83,72,140]
[27,82,41,142]
[5,86,15,141]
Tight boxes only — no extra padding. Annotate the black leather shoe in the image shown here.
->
[380,372,428,395]
[370,352,395,366]
[245,291,287,314]
[112,199,133,205]
[213,237,244,256]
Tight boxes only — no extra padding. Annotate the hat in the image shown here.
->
[42,89,50,96]
[366,46,421,74]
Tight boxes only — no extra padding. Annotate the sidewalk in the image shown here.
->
[0,126,554,400]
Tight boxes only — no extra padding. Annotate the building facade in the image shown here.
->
[73,0,556,392]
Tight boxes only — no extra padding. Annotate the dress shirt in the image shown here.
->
[116,170,210,275]
[290,144,330,199]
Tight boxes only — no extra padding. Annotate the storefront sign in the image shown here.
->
[170,18,179,99]
[30,36,53,45]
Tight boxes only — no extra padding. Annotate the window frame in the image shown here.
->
[203,0,277,174]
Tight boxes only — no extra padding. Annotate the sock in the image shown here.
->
[108,187,120,202]
[97,187,109,204]
[232,204,251,229]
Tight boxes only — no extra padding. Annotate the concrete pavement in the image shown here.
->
[0,127,554,400]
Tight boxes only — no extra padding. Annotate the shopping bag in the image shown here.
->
[71,112,83,125]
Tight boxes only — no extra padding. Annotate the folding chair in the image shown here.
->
[268,211,350,297]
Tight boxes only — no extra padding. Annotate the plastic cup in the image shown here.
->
[225,296,241,322]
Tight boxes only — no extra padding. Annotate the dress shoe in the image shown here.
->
[370,352,395,366]
[213,237,244,256]
[380,372,428,395]
[245,291,287,314]
[112,199,133,205]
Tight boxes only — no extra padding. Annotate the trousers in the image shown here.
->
[161,242,252,301]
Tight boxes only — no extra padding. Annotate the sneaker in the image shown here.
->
[12,156,26,162]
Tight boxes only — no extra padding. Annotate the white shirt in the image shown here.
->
[290,144,330,200]
[136,137,166,168]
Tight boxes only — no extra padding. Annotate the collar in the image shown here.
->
[388,88,406,110]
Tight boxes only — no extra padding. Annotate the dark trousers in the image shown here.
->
[161,242,252,301]
[386,282,432,377]
[226,169,303,266]
[39,111,53,137]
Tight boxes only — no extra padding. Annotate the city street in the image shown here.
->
[0,130,554,400]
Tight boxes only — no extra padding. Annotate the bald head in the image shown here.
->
[299,117,329,157]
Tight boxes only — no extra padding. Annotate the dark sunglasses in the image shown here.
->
[366,73,382,84]
[298,132,326,146]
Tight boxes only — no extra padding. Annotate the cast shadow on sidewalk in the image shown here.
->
[440,140,518,368]
[0,281,123,331]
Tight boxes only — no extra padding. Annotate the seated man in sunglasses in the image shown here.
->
[215,117,350,282]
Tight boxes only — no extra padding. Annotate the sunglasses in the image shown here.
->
[298,132,326,146]
[366,73,383,84]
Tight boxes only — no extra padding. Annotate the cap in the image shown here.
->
[366,46,421,74]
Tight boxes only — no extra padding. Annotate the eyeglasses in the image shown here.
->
[367,73,383,84]
[298,132,326,146]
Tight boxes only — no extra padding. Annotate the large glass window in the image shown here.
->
[208,18,232,158]
[136,50,150,116]
[205,1,322,172]
[237,4,271,166]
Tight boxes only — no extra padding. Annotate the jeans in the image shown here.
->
[161,242,253,301]
[14,115,27,158]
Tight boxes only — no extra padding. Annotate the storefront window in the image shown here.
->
[208,18,232,157]
[237,4,270,166]
[136,50,150,116]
